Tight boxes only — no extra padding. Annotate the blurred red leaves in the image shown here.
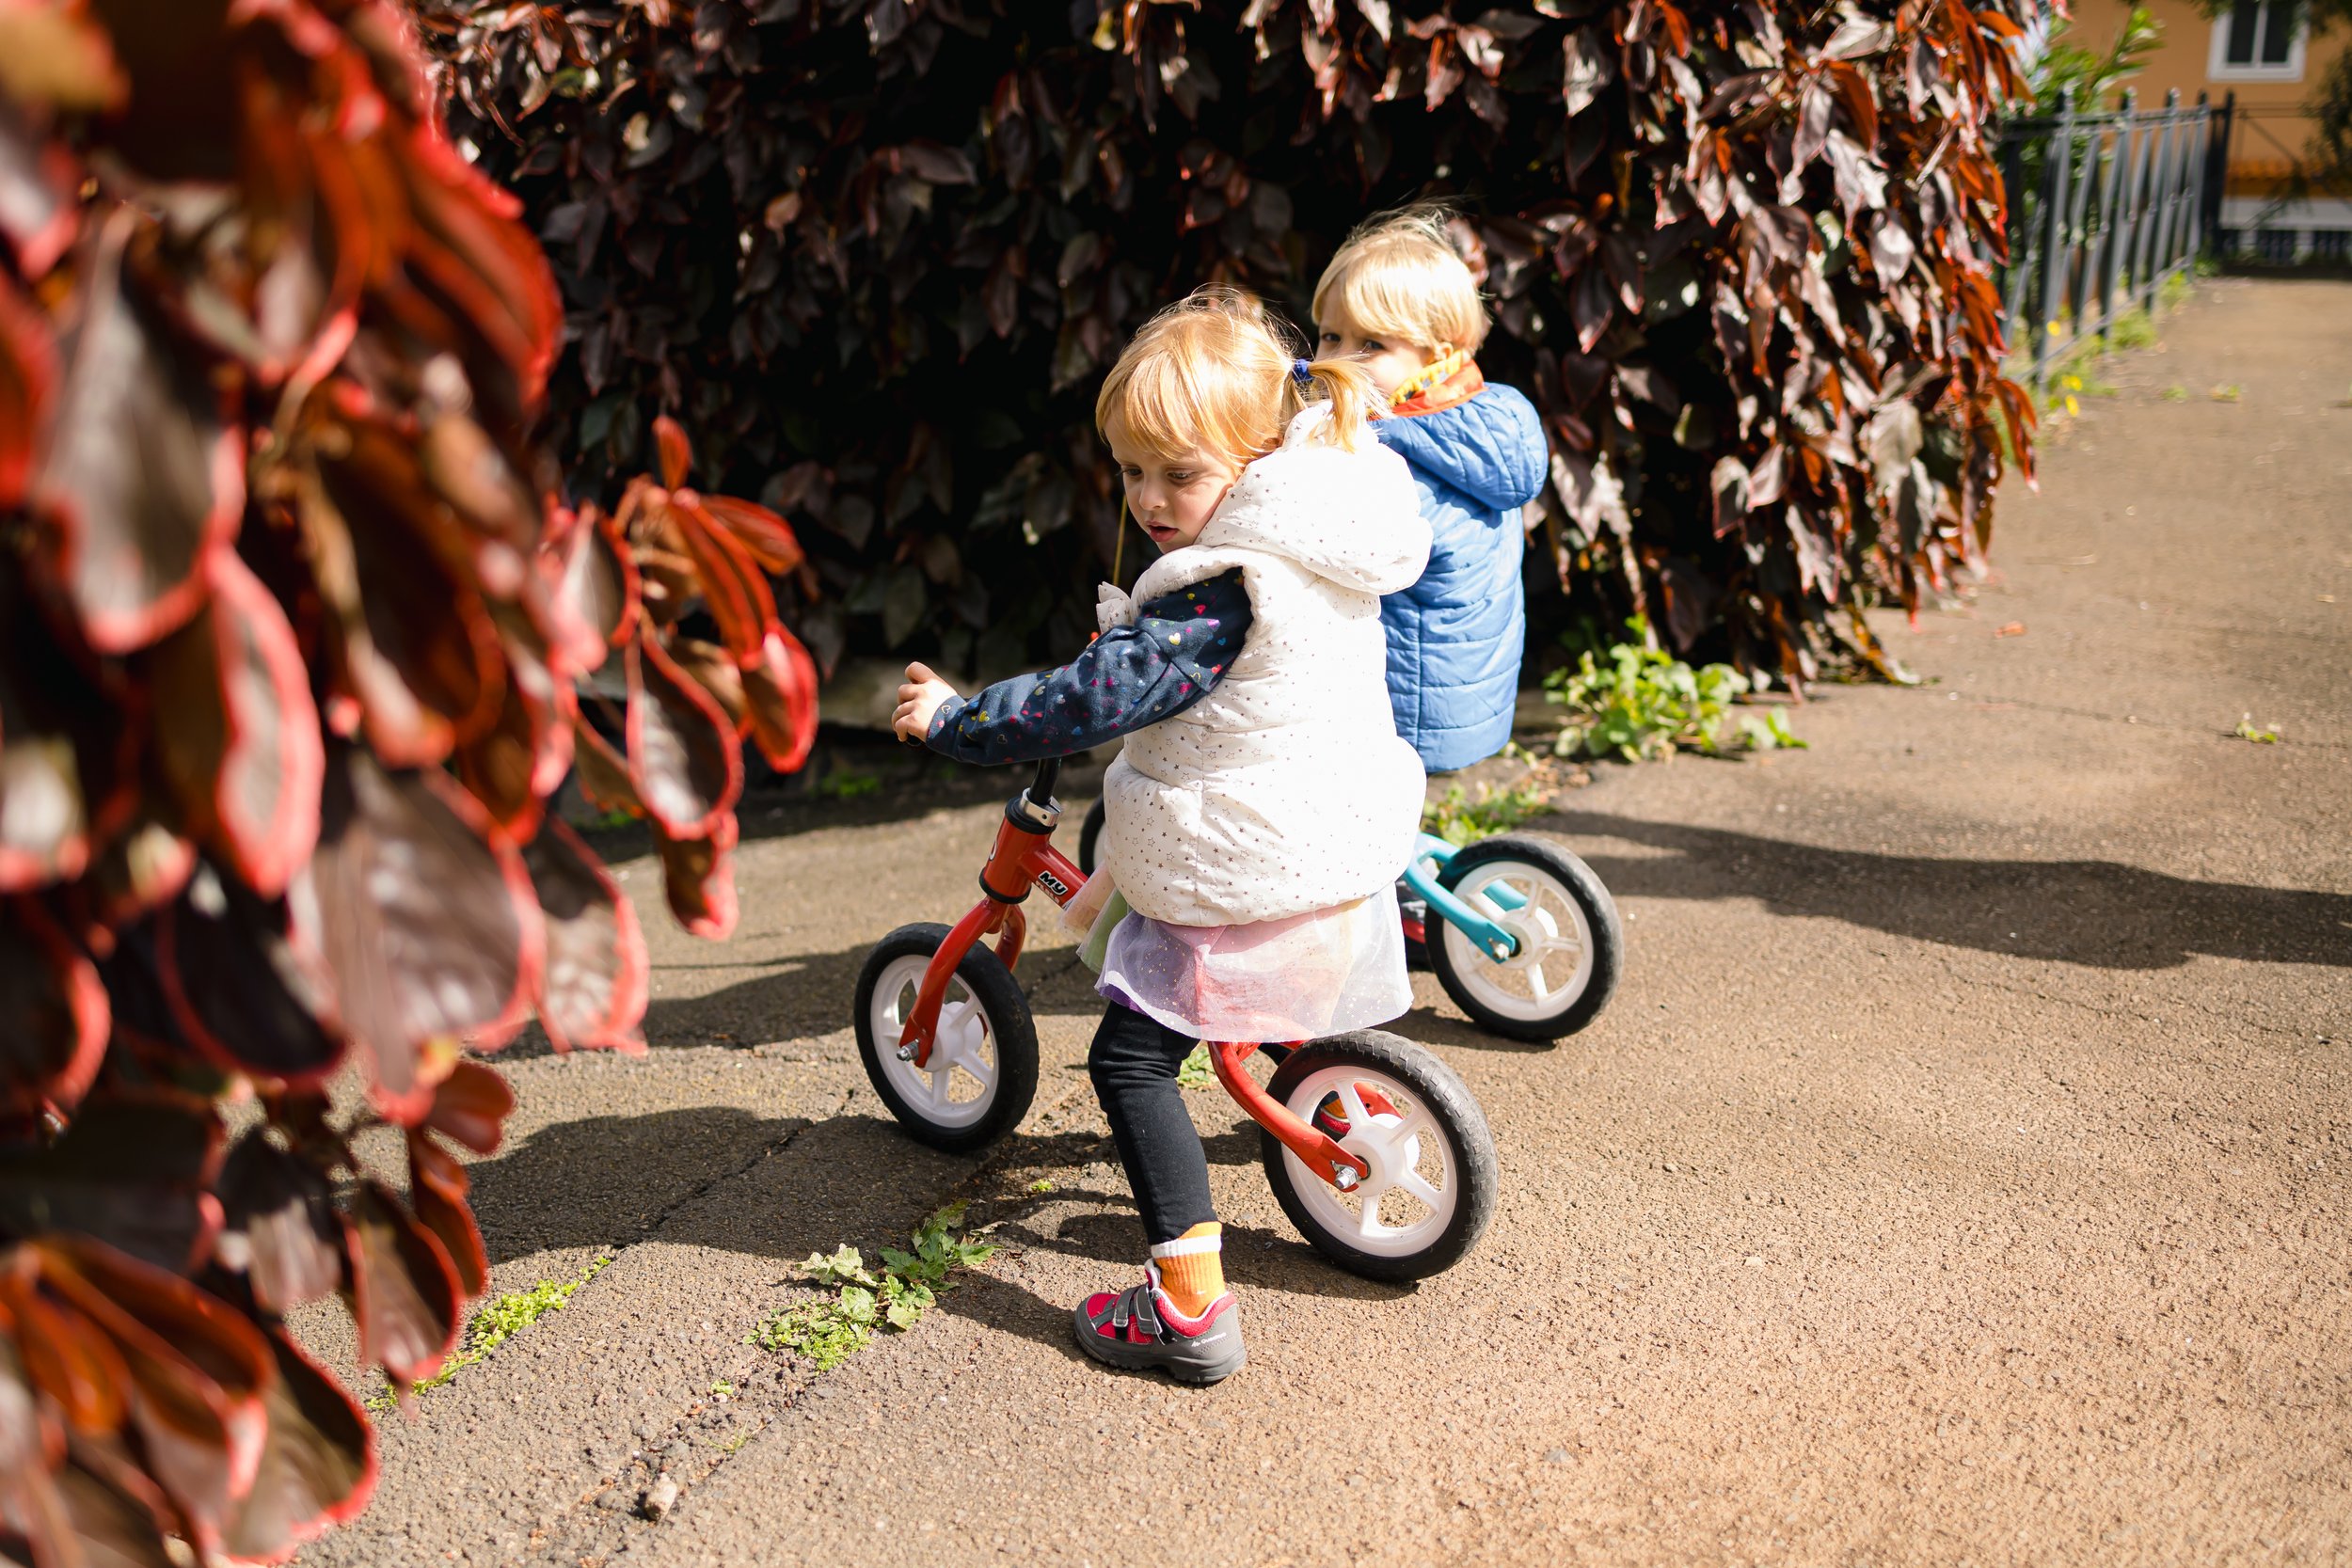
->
[0,2,818,1562]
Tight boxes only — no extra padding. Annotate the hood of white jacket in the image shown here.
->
[1187,404,1430,596]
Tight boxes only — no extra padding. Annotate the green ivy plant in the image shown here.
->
[1548,621,1808,762]
[1422,782,1553,848]
[749,1205,996,1371]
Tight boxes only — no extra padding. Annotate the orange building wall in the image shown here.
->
[2060,0,2345,198]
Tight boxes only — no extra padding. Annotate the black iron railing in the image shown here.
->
[1994,87,2234,388]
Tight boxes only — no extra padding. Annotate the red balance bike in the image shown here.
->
[852,758,1497,1282]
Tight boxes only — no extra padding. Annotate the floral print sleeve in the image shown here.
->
[923,570,1251,766]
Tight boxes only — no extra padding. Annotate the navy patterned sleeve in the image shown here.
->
[923,570,1252,766]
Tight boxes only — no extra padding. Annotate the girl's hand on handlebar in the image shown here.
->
[893,661,956,744]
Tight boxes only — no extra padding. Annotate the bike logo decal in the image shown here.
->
[1035,871,1070,900]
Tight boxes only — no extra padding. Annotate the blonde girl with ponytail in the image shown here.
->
[892,285,1432,1384]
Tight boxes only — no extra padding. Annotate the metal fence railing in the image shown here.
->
[1994,87,2233,389]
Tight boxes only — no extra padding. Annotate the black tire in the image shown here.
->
[1076,798,1108,876]
[851,923,1039,1154]
[1427,834,1624,1043]
[1259,1031,1497,1283]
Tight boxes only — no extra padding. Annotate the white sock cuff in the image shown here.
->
[1149,1233,1223,1259]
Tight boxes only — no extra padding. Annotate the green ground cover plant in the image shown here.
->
[749,1205,997,1371]
[1549,622,1807,761]
[1422,782,1555,847]
[372,1255,613,1409]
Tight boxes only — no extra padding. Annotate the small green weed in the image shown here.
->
[710,1380,735,1397]
[749,1205,997,1371]
[1025,1178,1056,1194]
[2210,384,2241,404]
[720,1429,753,1455]
[1546,620,1801,762]
[2106,308,2159,352]
[1737,710,1809,752]
[1176,1043,1216,1089]
[747,1297,873,1370]
[2160,385,2189,403]
[1421,780,1550,847]
[371,1254,612,1409]
[2233,717,2280,743]
[814,768,882,800]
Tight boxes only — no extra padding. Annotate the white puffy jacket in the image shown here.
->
[1098,406,1431,927]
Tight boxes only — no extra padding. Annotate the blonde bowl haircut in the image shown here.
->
[1311,204,1490,356]
[1095,285,1379,467]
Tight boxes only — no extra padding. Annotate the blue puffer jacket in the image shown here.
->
[1375,382,1548,772]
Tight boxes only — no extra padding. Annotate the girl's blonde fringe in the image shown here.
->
[1096,286,1376,467]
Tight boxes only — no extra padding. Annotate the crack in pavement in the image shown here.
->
[621,1085,858,1253]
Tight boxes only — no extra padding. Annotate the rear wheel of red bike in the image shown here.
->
[1259,1031,1496,1283]
[853,923,1038,1154]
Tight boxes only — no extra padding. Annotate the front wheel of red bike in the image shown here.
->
[853,923,1039,1154]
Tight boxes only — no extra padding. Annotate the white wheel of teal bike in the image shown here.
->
[1426,835,1623,1043]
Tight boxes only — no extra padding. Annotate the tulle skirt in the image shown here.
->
[1096,883,1410,1043]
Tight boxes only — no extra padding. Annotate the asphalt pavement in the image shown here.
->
[297,277,2351,1568]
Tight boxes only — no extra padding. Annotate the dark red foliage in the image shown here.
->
[430,0,2035,683]
[0,3,818,1563]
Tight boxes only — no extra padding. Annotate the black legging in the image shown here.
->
[1086,1003,1216,1245]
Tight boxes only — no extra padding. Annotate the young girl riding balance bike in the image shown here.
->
[887,289,1494,1384]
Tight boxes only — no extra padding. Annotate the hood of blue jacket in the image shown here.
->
[1374,382,1548,511]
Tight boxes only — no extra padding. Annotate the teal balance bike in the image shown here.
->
[1076,800,1622,1044]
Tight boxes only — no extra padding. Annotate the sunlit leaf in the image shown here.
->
[216,1136,342,1316]
[31,217,241,654]
[294,747,539,1124]
[216,1326,375,1563]
[405,1134,485,1299]
[343,1185,461,1388]
[623,633,741,840]
[653,813,738,942]
[521,819,648,1053]
[421,1060,514,1158]
[145,551,324,902]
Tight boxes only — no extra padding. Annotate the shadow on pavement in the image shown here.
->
[1546,809,2352,970]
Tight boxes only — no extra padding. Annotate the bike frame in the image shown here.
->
[1401,833,1530,962]
[896,758,1371,1190]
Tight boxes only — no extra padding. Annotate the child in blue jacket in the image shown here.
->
[1313,207,1549,773]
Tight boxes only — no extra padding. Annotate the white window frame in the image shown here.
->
[2208,0,2308,83]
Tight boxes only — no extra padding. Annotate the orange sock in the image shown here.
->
[1149,1222,1226,1318]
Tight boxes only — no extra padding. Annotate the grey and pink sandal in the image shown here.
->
[1073,1263,1247,1385]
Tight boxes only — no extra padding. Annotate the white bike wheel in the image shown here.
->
[1428,836,1623,1042]
[866,955,1003,1129]
[1259,1031,1497,1282]
[852,924,1038,1152]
